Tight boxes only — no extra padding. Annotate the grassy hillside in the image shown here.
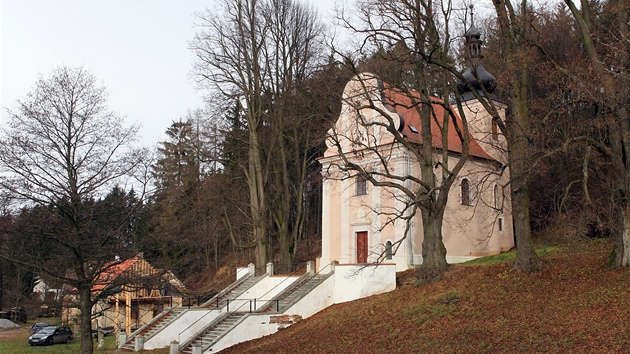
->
[222,238,630,353]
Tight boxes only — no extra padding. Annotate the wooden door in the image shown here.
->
[356,231,368,264]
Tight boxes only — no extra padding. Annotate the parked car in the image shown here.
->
[28,325,72,346]
[29,322,50,335]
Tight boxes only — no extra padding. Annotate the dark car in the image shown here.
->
[28,325,72,346]
[29,322,50,335]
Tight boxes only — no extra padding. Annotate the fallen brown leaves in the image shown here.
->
[221,238,630,353]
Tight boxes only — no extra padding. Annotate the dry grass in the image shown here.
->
[222,237,630,353]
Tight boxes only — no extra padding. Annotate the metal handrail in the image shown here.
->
[200,263,267,307]
[200,274,252,307]
[225,297,251,312]
[178,309,216,343]
[124,306,184,345]
[229,262,335,314]
[178,312,249,354]
[255,269,300,301]
[224,298,281,313]
[261,263,334,313]
[178,312,229,349]
[200,276,249,307]
[178,266,269,342]
[177,262,335,346]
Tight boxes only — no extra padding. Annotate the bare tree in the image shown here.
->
[0,66,146,354]
[192,0,326,271]
[489,0,539,271]
[262,0,327,273]
[563,0,630,267]
[192,0,271,270]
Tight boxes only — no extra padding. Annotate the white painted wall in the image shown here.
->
[236,267,249,280]
[333,264,396,304]
[208,314,276,353]
[144,309,219,350]
[283,275,336,318]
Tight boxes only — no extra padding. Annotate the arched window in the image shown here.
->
[491,119,499,140]
[461,178,471,206]
[385,241,393,260]
[355,175,368,196]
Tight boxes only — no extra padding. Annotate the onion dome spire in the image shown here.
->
[457,5,497,95]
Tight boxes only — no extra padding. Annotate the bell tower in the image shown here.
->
[456,5,507,163]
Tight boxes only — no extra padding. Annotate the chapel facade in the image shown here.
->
[318,16,514,271]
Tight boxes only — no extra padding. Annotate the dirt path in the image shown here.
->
[0,327,25,339]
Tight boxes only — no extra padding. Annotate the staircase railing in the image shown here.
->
[178,312,228,349]
[222,262,335,314]
[207,264,303,314]
[178,312,249,353]
[250,268,302,302]
[177,262,336,351]
[201,263,268,307]
[260,262,335,313]
[224,297,281,313]
[177,267,267,346]
[123,307,184,347]
[177,310,222,344]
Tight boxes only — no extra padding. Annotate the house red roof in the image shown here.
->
[91,257,140,294]
[381,83,494,160]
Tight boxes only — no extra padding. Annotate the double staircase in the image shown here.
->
[120,275,264,352]
[179,272,333,353]
[121,266,334,353]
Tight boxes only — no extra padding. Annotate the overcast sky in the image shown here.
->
[0,0,335,146]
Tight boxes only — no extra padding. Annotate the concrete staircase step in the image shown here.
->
[179,313,246,353]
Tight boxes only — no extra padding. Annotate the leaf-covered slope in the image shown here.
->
[221,238,630,353]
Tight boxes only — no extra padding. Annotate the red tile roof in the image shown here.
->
[91,257,140,294]
[381,83,494,160]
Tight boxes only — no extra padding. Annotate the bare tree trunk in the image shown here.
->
[609,106,630,268]
[249,131,268,271]
[0,260,3,311]
[511,154,536,270]
[611,205,630,267]
[277,138,292,274]
[492,0,538,271]
[416,209,447,285]
[78,285,94,354]
[417,84,449,280]
[509,85,537,271]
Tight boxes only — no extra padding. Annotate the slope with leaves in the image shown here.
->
[222,238,630,353]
